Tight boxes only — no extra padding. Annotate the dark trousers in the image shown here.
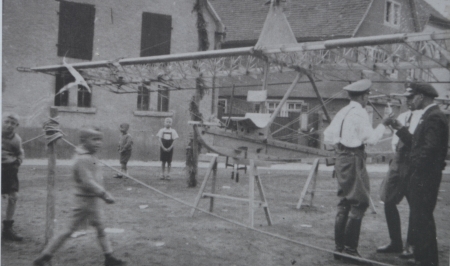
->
[408,170,441,265]
[383,195,411,245]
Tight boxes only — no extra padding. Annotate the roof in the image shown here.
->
[415,0,450,29]
[216,72,403,99]
[209,0,372,44]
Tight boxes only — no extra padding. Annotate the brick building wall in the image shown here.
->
[3,0,217,160]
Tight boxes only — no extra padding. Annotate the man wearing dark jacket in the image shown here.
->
[390,82,448,266]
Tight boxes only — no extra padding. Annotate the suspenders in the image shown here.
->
[339,107,356,139]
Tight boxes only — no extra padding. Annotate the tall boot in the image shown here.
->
[377,203,403,253]
[334,211,348,260]
[2,220,23,241]
[343,218,372,265]
[105,253,126,266]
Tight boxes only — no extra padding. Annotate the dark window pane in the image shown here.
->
[77,87,91,107]
[157,87,169,112]
[54,72,71,106]
[137,85,150,110]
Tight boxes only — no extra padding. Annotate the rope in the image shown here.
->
[42,117,64,145]
[22,133,46,145]
[59,137,392,265]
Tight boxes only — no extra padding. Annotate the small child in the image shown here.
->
[2,112,25,241]
[33,127,126,266]
[114,123,133,178]
[156,118,179,180]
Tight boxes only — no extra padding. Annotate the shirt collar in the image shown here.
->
[75,146,91,155]
[349,101,363,109]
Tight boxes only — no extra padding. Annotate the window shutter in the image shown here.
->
[141,12,172,57]
[58,1,95,60]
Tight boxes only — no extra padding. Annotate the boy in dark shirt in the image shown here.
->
[114,123,133,178]
[1,112,25,241]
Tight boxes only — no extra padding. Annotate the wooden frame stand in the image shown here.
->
[191,154,272,227]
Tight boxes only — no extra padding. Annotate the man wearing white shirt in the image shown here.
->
[377,88,423,258]
[324,79,391,265]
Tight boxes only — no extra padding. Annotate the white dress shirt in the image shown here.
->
[324,101,386,147]
[391,109,424,151]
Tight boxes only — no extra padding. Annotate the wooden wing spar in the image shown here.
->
[19,30,450,94]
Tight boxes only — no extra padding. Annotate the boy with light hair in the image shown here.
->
[33,126,126,266]
[156,117,179,180]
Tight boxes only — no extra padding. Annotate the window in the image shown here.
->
[55,72,92,108]
[137,85,150,110]
[54,72,70,106]
[218,99,227,113]
[266,100,304,117]
[385,1,401,27]
[57,1,95,60]
[141,12,172,57]
[157,85,169,112]
[77,87,91,107]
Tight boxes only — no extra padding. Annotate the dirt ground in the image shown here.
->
[1,163,449,266]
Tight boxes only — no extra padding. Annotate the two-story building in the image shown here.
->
[208,0,450,151]
[3,0,219,160]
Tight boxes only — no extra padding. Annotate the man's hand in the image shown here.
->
[382,117,393,126]
[390,119,403,130]
[101,191,115,204]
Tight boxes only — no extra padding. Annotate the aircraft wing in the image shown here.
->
[18,31,450,94]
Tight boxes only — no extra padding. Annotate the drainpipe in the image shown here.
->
[409,0,421,32]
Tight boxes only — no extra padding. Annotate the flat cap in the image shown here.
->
[79,126,103,140]
[343,79,372,92]
[401,87,415,97]
[408,82,439,98]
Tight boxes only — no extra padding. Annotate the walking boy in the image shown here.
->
[114,123,133,178]
[156,118,179,180]
[2,112,25,241]
[33,127,126,266]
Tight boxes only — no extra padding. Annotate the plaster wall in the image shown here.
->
[3,0,216,160]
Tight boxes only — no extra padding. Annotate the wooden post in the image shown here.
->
[248,160,256,228]
[45,107,58,243]
[296,158,320,209]
[209,160,217,212]
[190,156,216,217]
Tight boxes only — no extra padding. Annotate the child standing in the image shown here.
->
[156,118,179,180]
[114,123,133,178]
[33,127,126,266]
[2,113,25,241]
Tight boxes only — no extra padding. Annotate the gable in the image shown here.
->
[414,0,450,30]
[209,0,372,45]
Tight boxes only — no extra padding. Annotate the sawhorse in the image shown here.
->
[296,158,377,214]
[191,154,273,227]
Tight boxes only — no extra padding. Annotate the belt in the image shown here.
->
[337,143,365,151]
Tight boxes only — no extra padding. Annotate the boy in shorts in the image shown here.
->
[156,118,179,180]
[33,127,126,266]
[114,123,133,178]
[2,112,25,241]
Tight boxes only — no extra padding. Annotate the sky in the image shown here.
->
[425,0,450,18]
